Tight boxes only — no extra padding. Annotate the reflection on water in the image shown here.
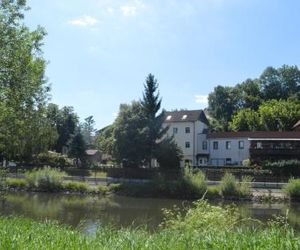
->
[0,192,299,233]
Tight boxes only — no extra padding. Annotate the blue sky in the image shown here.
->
[26,0,300,129]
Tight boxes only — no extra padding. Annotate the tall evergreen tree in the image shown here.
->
[141,74,167,167]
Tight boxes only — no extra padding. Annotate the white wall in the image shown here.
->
[164,120,208,166]
[208,138,250,166]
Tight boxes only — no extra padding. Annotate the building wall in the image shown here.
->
[208,138,250,166]
[164,120,208,166]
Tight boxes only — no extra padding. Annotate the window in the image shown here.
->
[185,127,190,133]
[182,115,187,120]
[173,127,178,134]
[226,158,232,165]
[213,141,218,150]
[202,141,208,150]
[226,141,231,150]
[185,142,190,148]
[257,142,262,149]
[239,140,244,149]
[166,115,172,120]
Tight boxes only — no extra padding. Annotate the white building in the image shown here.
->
[164,110,209,167]
[164,110,300,167]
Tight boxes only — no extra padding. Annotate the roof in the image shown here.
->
[293,120,300,129]
[85,149,100,156]
[207,131,300,139]
[164,110,209,124]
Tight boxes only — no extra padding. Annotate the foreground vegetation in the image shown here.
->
[116,169,252,200]
[0,200,299,249]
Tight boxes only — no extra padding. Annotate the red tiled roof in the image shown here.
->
[207,131,300,139]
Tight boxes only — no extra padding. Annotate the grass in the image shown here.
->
[284,178,300,200]
[220,173,252,199]
[26,167,65,191]
[0,200,299,249]
[5,178,27,190]
[63,181,92,193]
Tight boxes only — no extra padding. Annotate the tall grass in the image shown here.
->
[25,167,65,191]
[0,201,299,249]
[220,173,252,198]
[284,178,300,200]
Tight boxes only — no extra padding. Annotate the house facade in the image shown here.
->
[163,110,300,167]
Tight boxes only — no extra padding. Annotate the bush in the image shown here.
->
[182,168,207,198]
[36,152,72,168]
[63,181,91,193]
[284,178,300,200]
[242,159,251,168]
[6,178,27,190]
[220,173,252,198]
[97,185,109,194]
[263,159,300,176]
[220,173,239,197]
[26,167,65,191]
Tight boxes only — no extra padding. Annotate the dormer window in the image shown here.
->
[182,115,187,120]
[166,115,172,120]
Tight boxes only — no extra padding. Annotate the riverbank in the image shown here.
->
[0,200,299,249]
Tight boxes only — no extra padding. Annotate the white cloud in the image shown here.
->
[68,15,99,27]
[107,7,115,15]
[195,95,208,105]
[120,5,137,16]
[120,1,146,17]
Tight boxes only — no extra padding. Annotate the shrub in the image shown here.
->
[36,152,72,168]
[97,185,109,194]
[63,181,91,193]
[284,178,300,200]
[242,159,251,168]
[239,176,253,197]
[220,173,239,197]
[220,173,252,198]
[263,159,300,176]
[107,183,122,192]
[6,178,27,190]
[182,168,207,198]
[26,167,65,191]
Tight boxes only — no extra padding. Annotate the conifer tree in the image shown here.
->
[141,74,167,167]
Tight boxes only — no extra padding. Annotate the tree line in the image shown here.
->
[0,1,182,169]
[208,65,300,131]
[0,1,96,164]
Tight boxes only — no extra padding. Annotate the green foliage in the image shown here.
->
[230,108,261,131]
[68,131,87,166]
[113,101,148,168]
[96,125,115,155]
[0,1,57,161]
[220,173,252,198]
[263,159,300,176]
[141,74,168,166]
[230,99,300,131]
[36,151,72,168]
[46,104,79,154]
[242,159,251,168]
[25,167,65,191]
[81,116,96,148]
[6,178,27,189]
[63,181,91,193]
[284,178,300,200]
[209,65,300,132]
[0,202,299,249]
[155,137,182,169]
[182,168,207,197]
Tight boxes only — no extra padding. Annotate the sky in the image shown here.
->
[25,0,300,129]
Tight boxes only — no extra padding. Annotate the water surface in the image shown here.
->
[0,192,299,233]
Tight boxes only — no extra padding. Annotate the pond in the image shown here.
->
[0,192,299,233]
